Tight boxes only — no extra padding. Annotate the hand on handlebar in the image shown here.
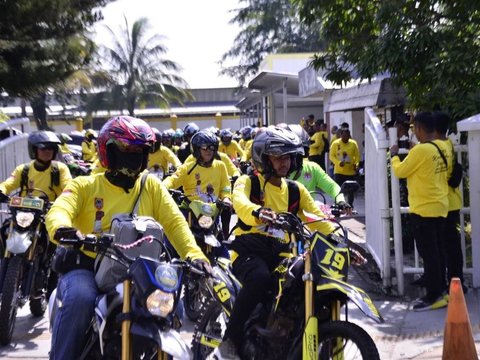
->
[254,207,277,225]
[54,226,84,243]
[337,201,353,216]
[191,258,213,276]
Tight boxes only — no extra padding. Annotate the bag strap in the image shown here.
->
[20,164,29,194]
[286,179,300,214]
[131,172,149,216]
[427,141,448,168]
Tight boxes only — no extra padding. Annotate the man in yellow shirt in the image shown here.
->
[46,116,209,360]
[81,129,98,163]
[309,120,329,170]
[210,127,335,359]
[391,111,449,311]
[329,127,360,206]
[219,129,244,161]
[148,128,181,177]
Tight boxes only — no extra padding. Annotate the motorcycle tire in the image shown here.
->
[317,321,380,360]
[183,275,206,322]
[0,257,23,345]
[29,294,47,317]
[191,299,225,360]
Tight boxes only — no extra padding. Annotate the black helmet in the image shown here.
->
[184,122,200,139]
[251,127,304,176]
[28,131,61,160]
[190,129,219,162]
[220,129,233,145]
[151,127,162,152]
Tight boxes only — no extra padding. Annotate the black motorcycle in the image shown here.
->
[0,188,54,345]
[49,232,200,359]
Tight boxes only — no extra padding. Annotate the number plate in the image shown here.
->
[9,196,44,210]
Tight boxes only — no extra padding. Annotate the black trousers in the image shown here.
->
[410,214,447,301]
[309,154,326,171]
[444,210,464,284]
[334,173,357,206]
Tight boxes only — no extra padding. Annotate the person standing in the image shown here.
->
[309,120,329,170]
[390,111,449,311]
[329,127,360,207]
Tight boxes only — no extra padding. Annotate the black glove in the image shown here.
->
[53,227,81,242]
[0,191,9,203]
[337,201,352,211]
[191,259,213,277]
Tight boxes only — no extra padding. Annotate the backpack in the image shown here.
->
[236,175,300,231]
[20,161,60,196]
[94,173,165,292]
[428,141,463,188]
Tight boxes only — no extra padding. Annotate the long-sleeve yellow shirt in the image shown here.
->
[46,173,207,261]
[147,146,181,173]
[232,174,335,239]
[82,140,97,162]
[163,159,231,201]
[310,131,328,156]
[0,160,72,201]
[391,140,448,217]
[219,140,244,160]
[329,138,360,176]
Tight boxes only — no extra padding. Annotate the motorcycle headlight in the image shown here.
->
[198,215,213,229]
[15,211,34,228]
[146,289,175,317]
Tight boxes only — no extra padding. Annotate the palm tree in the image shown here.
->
[102,16,192,116]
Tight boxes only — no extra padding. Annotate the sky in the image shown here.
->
[93,0,241,89]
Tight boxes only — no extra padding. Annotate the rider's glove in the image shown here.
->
[191,258,213,276]
[0,191,9,203]
[337,201,352,211]
[53,226,82,242]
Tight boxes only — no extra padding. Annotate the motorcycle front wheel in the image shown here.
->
[317,321,380,360]
[0,256,23,345]
[184,275,207,322]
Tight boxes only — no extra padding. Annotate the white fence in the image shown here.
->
[364,108,479,294]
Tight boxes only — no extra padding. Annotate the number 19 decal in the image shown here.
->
[320,249,346,270]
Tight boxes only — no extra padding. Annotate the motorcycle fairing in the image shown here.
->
[189,200,220,218]
[316,277,384,323]
[159,328,193,359]
[94,284,124,354]
[310,232,350,282]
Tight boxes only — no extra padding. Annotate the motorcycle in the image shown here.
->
[191,184,383,359]
[0,188,54,345]
[169,189,230,322]
[49,232,198,359]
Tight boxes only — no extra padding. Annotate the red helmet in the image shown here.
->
[98,116,155,169]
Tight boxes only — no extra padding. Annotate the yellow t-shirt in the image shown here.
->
[240,139,253,162]
[232,174,334,238]
[148,146,181,173]
[184,153,240,178]
[391,140,449,217]
[309,131,328,156]
[0,160,72,201]
[82,140,97,162]
[163,159,231,201]
[444,139,462,211]
[46,173,206,261]
[219,140,244,160]
[329,138,360,176]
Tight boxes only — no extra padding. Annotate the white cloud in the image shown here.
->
[93,0,241,88]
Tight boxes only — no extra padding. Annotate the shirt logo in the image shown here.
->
[94,198,103,210]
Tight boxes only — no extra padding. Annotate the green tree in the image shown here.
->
[0,0,113,129]
[294,0,480,119]
[100,17,192,116]
[221,0,325,85]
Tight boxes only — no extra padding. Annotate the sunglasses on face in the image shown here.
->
[38,145,57,152]
[199,145,216,151]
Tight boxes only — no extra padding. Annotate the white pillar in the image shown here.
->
[457,115,480,287]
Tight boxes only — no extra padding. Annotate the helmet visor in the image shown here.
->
[107,138,146,153]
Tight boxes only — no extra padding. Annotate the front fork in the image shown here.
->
[120,279,169,360]
[302,243,318,360]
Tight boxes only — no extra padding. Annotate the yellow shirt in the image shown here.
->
[391,140,449,217]
[0,160,72,201]
[184,153,240,178]
[163,159,231,201]
[232,174,334,238]
[82,140,97,162]
[148,146,181,173]
[46,173,206,261]
[240,139,253,162]
[219,140,244,159]
[310,131,328,156]
[329,138,360,175]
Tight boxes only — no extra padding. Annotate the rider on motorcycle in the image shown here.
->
[148,127,181,174]
[177,122,199,163]
[219,129,244,161]
[45,116,210,360]
[81,129,98,163]
[209,127,335,360]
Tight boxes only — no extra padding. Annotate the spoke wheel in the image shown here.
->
[0,257,23,345]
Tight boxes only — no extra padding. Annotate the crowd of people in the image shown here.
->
[0,110,465,359]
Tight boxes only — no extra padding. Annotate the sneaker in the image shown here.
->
[413,295,448,312]
[206,339,241,360]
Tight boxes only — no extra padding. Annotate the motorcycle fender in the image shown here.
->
[303,316,318,360]
[317,278,384,323]
[159,329,193,359]
[6,230,31,254]
[204,234,221,247]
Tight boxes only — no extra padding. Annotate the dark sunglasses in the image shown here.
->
[199,145,216,151]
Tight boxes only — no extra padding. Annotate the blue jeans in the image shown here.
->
[50,269,99,360]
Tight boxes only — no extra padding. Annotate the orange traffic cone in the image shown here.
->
[442,278,478,360]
